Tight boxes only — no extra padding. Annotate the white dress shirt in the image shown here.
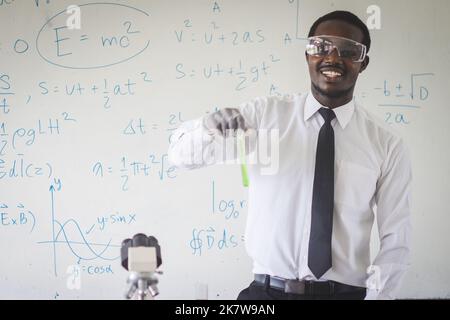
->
[168,92,412,299]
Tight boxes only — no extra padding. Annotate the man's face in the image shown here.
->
[306,20,369,99]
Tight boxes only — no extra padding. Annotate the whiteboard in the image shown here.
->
[0,0,449,299]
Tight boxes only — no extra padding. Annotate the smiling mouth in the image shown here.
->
[319,67,345,80]
[321,70,342,78]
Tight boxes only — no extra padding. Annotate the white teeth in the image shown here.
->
[321,70,342,77]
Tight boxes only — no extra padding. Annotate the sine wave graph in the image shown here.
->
[37,179,120,276]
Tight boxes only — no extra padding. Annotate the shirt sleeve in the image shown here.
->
[365,138,413,300]
[168,97,267,170]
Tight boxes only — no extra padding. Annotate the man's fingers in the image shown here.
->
[205,108,247,137]
[236,115,247,131]
[209,112,224,135]
[220,120,228,137]
[223,108,236,121]
[229,117,239,137]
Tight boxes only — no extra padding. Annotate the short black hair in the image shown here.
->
[308,10,371,53]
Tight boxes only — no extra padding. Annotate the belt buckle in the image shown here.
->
[284,279,306,294]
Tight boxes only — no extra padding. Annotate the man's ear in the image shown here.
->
[359,56,370,73]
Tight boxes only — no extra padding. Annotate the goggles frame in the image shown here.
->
[306,35,367,63]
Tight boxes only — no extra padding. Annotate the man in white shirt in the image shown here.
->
[168,11,412,300]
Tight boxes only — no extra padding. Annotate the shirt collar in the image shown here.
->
[304,91,355,129]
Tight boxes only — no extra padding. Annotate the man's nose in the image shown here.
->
[323,47,342,63]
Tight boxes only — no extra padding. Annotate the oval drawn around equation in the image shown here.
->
[36,3,150,69]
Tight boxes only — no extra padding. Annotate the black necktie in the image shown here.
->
[308,107,336,279]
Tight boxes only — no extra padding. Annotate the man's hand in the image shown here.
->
[203,108,248,137]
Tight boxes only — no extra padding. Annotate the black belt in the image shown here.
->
[254,274,366,296]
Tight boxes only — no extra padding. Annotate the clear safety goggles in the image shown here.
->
[306,35,367,63]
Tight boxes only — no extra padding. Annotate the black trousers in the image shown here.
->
[237,281,367,300]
